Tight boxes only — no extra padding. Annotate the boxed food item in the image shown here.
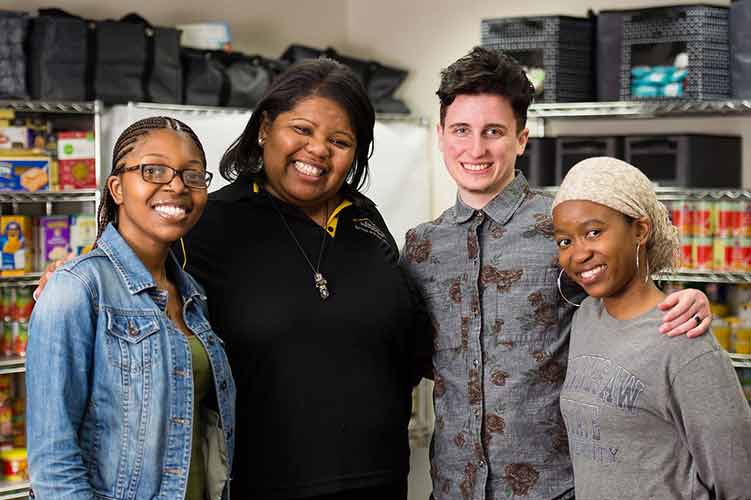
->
[57,131,96,190]
[0,127,29,150]
[69,214,96,255]
[0,216,32,276]
[0,156,50,192]
[38,216,70,269]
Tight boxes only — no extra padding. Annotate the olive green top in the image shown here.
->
[186,335,212,500]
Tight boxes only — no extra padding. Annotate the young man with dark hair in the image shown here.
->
[401,46,711,500]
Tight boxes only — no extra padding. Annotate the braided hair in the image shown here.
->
[95,116,206,246]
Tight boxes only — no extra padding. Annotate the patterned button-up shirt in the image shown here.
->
[402,174,582,500]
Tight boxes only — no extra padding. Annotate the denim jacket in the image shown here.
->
[27,224,236,500]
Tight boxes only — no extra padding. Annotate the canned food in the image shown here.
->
[713,237,729,272]
[692,236,713,270]
[693,201,714,236]
[0,448,27,481]
[712,318,731,350]
[718,200,738,237]
[680,236,694,269]
[671,201,693,237]
[0,290,11,320]
[0,322,13,358]
[734,321,751,354]
[13,322,26,358]
[742,237,751,273]
[14,289,31,322]
[743,201,751,237]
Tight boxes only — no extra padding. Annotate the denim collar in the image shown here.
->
[452,170,530,225]
[97,223,203,300]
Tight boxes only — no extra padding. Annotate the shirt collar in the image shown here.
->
[452,171,531,225]
[97,223,202,299]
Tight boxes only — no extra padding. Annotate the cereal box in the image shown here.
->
[0,216,32,276]
[38,216,70,269]
[57,131,95,190]
[0,157,50,192]
[0,127,29,150]
[69,214,96,256]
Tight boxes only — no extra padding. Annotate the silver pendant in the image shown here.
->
[314,272,330,300]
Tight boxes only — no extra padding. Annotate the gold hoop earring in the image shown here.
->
[557,268,581,308]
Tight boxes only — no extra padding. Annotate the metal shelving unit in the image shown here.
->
[126,101,429,125]
[730,353,751,369]
[0,102,101,497]
[0,480,30,500]
[527,99,751,136]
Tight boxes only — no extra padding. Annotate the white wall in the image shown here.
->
[1,0,350,57]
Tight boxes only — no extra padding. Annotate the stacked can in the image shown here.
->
[693,201,714,271]
[669,199,751,271]
[0,288,32,358]
[670,201,695,269]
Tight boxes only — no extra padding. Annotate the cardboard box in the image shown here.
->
[38,216,70,269]
[0,127,29,150]
[0,216,32,276]
[0,157,50,192]
[57,132,95,190]
[69,214,96,255]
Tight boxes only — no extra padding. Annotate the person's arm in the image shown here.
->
[658,288,712,337]
[669,349,751,498]
[27,269,97,500]
[399,235,434,382]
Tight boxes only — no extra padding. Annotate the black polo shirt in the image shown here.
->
[180,178,431,499]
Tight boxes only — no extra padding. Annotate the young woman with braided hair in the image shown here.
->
[27,116,235,500]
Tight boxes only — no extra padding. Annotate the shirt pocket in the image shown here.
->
[508,266,561,354]
[104,308,162,374]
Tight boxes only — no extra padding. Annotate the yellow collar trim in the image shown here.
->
[254,182,352,237]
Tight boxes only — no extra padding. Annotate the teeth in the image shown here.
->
[463,163,491,171]
[580,265,606,280]
[154,205,186,218]
[294,161,323,177]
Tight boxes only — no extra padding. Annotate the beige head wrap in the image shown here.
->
[551,156,678,274]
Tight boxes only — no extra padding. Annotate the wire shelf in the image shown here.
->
[0,100,97,114]
[528,99,751,119]
[0,190,97,204]
[0,273,42,288]
[729,353,751,369]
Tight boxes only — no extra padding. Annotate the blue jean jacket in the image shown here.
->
[27,224,236,500]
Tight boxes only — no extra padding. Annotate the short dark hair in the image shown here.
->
[220,58,375,193]
[96,116,206,246]
[437,46,535,133]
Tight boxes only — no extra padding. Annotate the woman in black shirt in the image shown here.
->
[181,58,432,499]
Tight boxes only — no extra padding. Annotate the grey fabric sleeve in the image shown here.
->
[669,350,751,499]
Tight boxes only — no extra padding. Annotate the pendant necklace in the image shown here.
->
[269,195,331,301]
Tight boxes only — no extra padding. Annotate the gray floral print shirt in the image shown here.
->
[402,174,582,500]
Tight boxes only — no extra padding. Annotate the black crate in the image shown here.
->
[597,6,731,101]
[620,5,730,100]
[555,136,624,183]
[481,16,594,102]
[517,138,557,187]
[624,134,741,187]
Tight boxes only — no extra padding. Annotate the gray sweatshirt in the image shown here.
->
[560,297,751,500]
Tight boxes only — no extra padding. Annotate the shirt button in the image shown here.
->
[479,460,486,468]
[220,380,228,391]
[474,408,480,417]
[207,335,215,345]
[473,359,479,367]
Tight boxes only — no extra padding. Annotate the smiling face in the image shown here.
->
[438,93,529,209]
[108,128,208,248]
[553,200,651,301]
[259,96,356,215]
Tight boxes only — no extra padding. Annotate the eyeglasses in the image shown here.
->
[116,163,213,190]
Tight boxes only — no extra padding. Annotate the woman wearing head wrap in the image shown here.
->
[552,157,751,500]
